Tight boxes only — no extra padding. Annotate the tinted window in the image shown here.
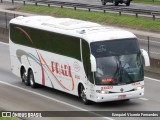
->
[90,38,140,58]
[82,39,94,83]
[10,24,81,60]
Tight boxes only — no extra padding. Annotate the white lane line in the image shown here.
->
[0,81,114,120]
[139,38,160,44]
[0,42,8,45]
[139,98,148,101]
[144,76,160,82]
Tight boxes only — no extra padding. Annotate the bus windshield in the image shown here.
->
[90,38,144,85]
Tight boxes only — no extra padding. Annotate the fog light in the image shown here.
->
[97,96,101,99]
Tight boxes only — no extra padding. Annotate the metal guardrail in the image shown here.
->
[0,12,18,29]
[138,37,160,60]
[1,0,160,20]
[0,12,159,60]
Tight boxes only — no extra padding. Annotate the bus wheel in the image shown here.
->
[28,70,37,88]
[21,68,30,86]
[114,1,119,6]
[79,85,90,105]
[21,67,26,83]
[119,99,130,102]
[101,0,106,5]
[126,1,130,6]
[123,99,130,102]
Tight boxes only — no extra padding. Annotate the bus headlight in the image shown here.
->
[135,85,144,90]
[101,90,105,94]
[96,90,109,94]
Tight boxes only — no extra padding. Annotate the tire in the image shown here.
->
[28,70,37,88]
[21,68,26,83]
[121,99,130,102]
[101,0,106,5]
[79,85,91,105]
[126,1,130,6]
[114,1,119,6]
[21,68,30,86]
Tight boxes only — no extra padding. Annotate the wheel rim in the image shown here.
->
[23,73,27,84]
[22,73,25,81]
[30,74,34,86]
[80,86,87,102]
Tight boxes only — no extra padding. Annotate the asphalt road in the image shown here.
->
[18,0,160,11]
[2,0,160,12]
[0,42,160,120]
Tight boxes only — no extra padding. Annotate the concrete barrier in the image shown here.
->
[0,27,9,43]
[150,58,160,68]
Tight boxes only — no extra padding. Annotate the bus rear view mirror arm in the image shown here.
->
[140,49,150,67]
[90,54,96,72]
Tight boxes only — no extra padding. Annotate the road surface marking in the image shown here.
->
[139,38,160,44]
[144,77,160,82]
[0,42,8,45]
[139,98,148,101]
[0,80,114,120]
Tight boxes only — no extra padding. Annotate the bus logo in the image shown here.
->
[51,61,72,78]
[73,61,80,72]
[120,88,124,93]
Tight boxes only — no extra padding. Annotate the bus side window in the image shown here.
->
[82,39,94,84]
[10,24,33,47]
[10,24,81,61]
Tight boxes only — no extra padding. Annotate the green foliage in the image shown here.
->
[19,5,160,32]
[133,0,160,5]
[0,117,18,120]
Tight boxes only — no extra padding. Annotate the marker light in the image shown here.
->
[102,78,114,83]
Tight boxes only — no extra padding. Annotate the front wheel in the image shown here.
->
[120,99,130,102]
[79,85,91,105]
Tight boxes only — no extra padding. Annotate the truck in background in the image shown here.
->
[101,0,132,6]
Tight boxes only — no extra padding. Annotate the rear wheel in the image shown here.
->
[114,1,119,6]
[21,68,26,83]
[101,0,106,5]
[126,1,130,6]
[28,70,37,88]
[21,68,30,86]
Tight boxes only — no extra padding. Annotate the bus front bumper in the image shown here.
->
[94,89,144,102]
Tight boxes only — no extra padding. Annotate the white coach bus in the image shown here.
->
[9,16,150,104]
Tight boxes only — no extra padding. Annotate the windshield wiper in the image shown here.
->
[114,56,135,84]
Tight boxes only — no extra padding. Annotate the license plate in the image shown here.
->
[118,95,126,99]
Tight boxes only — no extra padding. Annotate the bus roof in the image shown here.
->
[10,16,136,43]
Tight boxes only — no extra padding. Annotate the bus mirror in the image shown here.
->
[140,49,150,67]
[90,54,96,72]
